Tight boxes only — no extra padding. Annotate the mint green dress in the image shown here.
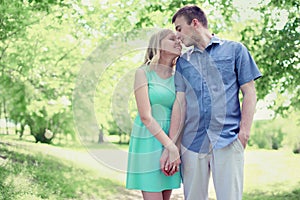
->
[126,66,181,192]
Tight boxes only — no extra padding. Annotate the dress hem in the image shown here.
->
[126,186,181,192]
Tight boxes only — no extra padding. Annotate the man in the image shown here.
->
[161,5,262,200]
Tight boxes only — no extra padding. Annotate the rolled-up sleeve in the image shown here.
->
[235,43,262,86]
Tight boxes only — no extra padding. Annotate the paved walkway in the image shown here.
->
[89,148,216,199]
[12,140,217,199]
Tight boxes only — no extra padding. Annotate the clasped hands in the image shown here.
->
[160,143,181,176]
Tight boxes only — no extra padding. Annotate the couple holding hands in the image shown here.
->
[126,5,261,200]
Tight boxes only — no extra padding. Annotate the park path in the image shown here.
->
[16,141,186,199]
[4,138,300,199]
[10,140,218,199]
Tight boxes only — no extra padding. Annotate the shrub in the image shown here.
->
[250,120,284,150]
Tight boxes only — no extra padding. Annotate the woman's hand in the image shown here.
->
[165,143,181,176]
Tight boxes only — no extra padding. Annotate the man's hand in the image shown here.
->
[167,143,181,175]
[238,132,249,148]
[160,146,181,176]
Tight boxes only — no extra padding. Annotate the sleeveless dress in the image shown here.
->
[126,66,181,192]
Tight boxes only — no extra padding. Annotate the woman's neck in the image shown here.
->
[158,56,174,69]
[151,57,174,78]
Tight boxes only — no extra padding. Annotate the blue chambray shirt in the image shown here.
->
[175,36,262,153]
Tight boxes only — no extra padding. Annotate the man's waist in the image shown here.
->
[181,131,238,152]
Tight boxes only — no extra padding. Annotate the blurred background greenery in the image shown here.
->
[0,0,299,199]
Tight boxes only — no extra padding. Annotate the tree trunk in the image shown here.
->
[0,101,2,134]
[19,123,25,138]
[3,99,9,135]
[98,129,104,143]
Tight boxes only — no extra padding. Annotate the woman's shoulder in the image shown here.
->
[134,65,151,87]
[135,64,151,80]
[136,64,151,76]
[138,64,150,71]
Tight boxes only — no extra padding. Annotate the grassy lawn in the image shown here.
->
[243,149,300,200]
[0,134,300,200]
[0,135,138,200]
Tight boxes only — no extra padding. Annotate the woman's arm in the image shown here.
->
[160,91,186,175]
[134,68,178,151]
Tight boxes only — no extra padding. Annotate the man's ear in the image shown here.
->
[191,18,201,28]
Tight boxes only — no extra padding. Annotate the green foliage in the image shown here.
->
[250,110,300,151]
[0,0,90,142]
[0,0,299,145]
[250,120,285,149]
[280,111,300,153]
[240,0,300,114]
[107,120,129,144]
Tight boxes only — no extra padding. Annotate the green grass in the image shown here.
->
[242,149,300,200]
[1,134,300,200]
[0,138,126,200]
[243,188,300,200]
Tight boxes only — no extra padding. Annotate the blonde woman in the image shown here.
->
[126,29,182,200]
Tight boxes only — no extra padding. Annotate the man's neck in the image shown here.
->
[195,30,213,50]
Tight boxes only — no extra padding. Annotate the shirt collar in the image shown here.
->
[185,35,221,61]
[189,34,221,54]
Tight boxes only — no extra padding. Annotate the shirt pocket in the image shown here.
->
[211,56,235,85]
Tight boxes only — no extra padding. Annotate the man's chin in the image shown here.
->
[183,41,192,47]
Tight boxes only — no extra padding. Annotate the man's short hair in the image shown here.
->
[172,5,208,28]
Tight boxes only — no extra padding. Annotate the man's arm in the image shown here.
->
[169,92,186,148]
[238,80,257,148]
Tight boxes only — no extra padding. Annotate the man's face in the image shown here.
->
[174,16,195,47]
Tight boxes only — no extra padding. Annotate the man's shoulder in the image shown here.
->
[219,39,243,49]
[214,39,247,57]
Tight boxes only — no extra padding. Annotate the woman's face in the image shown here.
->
[160,32,182,57]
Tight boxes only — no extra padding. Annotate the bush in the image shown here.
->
[250,120,284,150]
[293,143,300,154]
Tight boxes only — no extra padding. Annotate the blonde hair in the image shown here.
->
[144,29,174,67]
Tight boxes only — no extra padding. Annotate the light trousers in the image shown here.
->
[181,138,244,200]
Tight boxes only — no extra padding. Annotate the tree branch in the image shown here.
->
[0,42,9,62]
[54,42,82,67]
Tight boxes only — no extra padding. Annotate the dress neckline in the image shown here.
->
[153,70,173,80]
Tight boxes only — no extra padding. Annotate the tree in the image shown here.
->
[0,0,92,143]
[1,0,299,145]
[240,0,300,114]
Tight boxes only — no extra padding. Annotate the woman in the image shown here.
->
[126,29,182,200]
